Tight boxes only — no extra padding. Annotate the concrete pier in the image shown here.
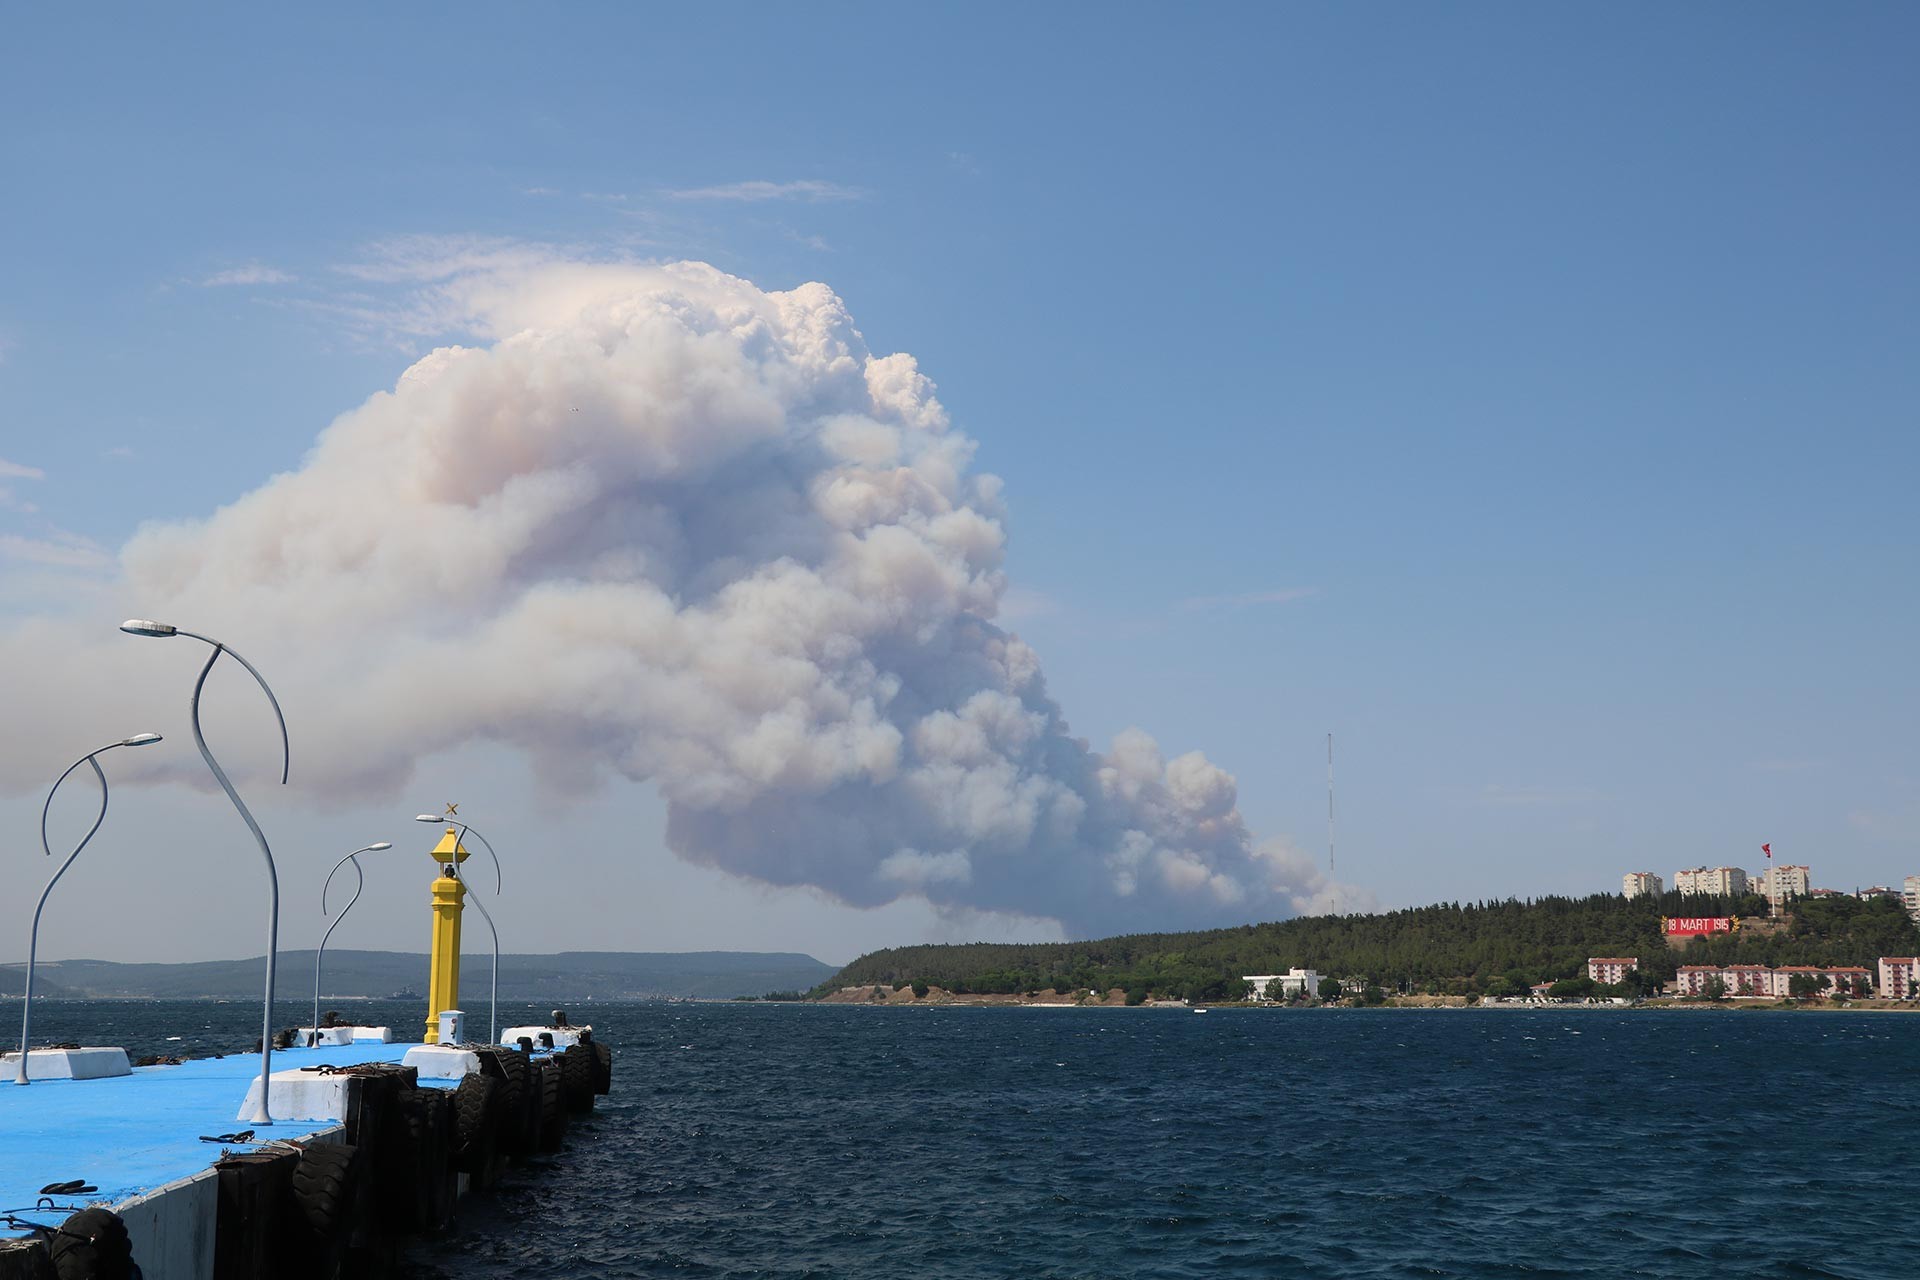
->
[0,1026,610,1280]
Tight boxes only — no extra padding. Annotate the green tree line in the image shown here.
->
[815,892,1919,1003]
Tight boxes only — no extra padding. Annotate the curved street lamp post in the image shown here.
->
[121,620,289,1125]
[312,842,394,1043]
[16,734,164,1084]
[414,814,504,1045]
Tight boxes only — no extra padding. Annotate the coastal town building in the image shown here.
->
[1822,966,1871,996]
[1878,958,1920,999]
[1904,877,1920,923]
[1674,964,1871,998]
[1675,866,1749,897]
[1243,968,1323,1001]
[1587,957,1638,985]
[1622,872,1662,899]
[1759,863,1811,909]
[1856,886,1901,902]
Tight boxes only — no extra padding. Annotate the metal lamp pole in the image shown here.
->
[312,842,393,1042]
[120,620,289,1125]
[16,733,164,1084]
[414,814,503,1044]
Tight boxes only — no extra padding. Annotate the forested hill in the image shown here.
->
[1,950,835,1001]
[820,892,1920,1002]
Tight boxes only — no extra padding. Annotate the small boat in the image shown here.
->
[1192,1007,1208,1014]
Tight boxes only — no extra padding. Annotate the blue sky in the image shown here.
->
[2,7,1916,963]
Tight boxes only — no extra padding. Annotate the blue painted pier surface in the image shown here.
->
[0,1040,442,1236]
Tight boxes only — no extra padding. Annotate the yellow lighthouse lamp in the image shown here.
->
[414,803,506,1048]
[417,806,471,1044]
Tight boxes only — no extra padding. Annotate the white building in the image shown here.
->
[1622,872,1663,900]
[1856,886,1901,902]
[1903,876,1920,923]
[1759,863,1811,908]
[1879,957,1920,999]
[1675,866,1749,897]
[1587,957,1639,985]
[1244,968,1323,1001]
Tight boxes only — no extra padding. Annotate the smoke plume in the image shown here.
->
[1,258,1344,936]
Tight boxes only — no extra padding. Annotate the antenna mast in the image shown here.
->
[1327,732,1336,916]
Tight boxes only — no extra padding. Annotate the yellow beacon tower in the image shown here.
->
[423,820,470,1044]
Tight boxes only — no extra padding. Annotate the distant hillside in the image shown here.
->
[820,892,1920,1002]
[0,968,71,998]
[0,949,835,1001]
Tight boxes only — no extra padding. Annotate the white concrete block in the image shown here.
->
[293,1027,355,1047]
[402,1045,481,1080]
[0,1046,132,1080]
[501,1024,592,1049]
[350,1026,394,1043]
[115,1167,218,1280]
[236,1068,355,1123]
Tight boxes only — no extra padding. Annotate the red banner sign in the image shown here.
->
[1664,916,1736,936]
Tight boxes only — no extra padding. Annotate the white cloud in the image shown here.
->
[202,264,296,287]
[878,849,973,887]
[668,179,861,203]
[333,234,562,286]
[0,258,1352,938]
[0,458,45,481]
[1179,587,1316,611]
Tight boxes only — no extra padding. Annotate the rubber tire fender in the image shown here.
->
[488,1049,533,1154]
[49,1207,137,1280]
[7,1233,60,1280]
[591,1041,612,1095]
[290,1142,362,1239]
[560,1043,595,1114]
[537,1059,568,1151]
[482,1049,526,1116]
[452,1072,501,1169]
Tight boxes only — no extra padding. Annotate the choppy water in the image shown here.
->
[16,999,1918,1278]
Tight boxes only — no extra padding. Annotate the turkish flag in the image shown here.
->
[1762,843,1772,858]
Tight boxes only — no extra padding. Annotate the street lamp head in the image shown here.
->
[121,733,164,748]
[414,814,442,824]
[366,841,394,851]
[118,619,178,637]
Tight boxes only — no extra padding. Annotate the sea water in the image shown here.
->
[17,999,1917,1278]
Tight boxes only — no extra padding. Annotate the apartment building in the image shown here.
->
[1587,957,1639,985]
[1674,964,1870,998]
[1879,957,1920,999]
[1758,863,1811,908]
[1622,872,1663,899]
[1674,866,1749,897]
